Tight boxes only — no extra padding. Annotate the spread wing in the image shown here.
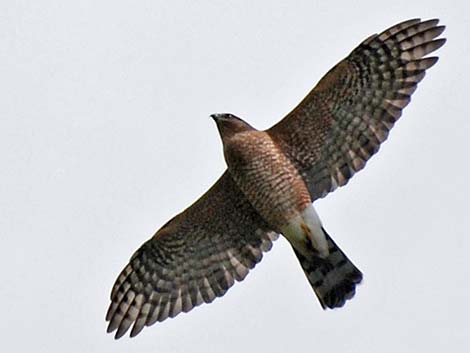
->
[106,172,278,339]
[269,19,446,201]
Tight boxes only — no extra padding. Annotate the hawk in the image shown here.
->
[106,18,445,339]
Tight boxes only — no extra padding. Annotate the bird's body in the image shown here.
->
[213,114,361,309]
[106,18,446,339]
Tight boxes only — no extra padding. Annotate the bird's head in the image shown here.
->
[211,113,254,142]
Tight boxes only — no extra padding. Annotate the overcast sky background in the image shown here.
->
[1,1,469,352]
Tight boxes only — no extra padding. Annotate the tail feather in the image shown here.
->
[293,227,362,309]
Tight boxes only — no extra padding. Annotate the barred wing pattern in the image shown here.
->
[269,19,445,201]
[106,172,278,339]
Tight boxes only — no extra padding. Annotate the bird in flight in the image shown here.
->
[106,18,445,339]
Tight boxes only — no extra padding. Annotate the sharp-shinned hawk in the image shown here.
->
[106,18,446,339]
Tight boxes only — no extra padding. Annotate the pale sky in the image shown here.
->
[1,1,469,352]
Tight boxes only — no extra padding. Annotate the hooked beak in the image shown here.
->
[210,113,223,122]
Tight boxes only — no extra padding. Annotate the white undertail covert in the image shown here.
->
[281,204,329,258]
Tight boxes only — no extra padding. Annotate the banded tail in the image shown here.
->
[293,227,362,309]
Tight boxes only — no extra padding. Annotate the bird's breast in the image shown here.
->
[224,131,311,230]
